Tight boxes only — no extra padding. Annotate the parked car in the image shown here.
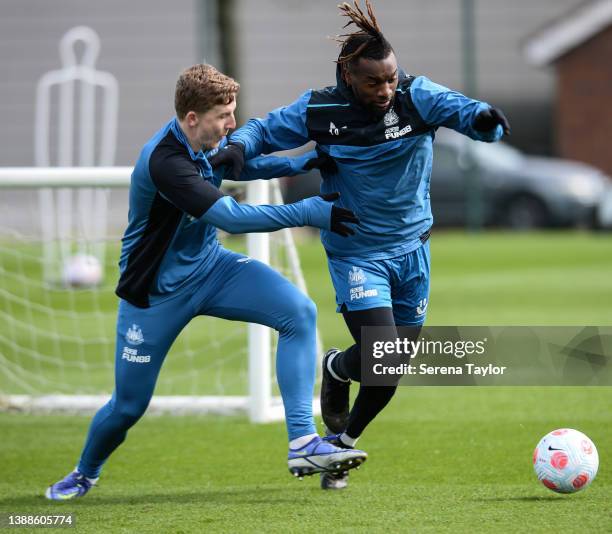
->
[431,130,612,229]
[282,132,612,229]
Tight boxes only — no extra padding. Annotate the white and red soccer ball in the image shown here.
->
[62,254,103,288]
[533,428,598,494]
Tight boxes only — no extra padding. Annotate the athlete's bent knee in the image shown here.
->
[281,294,317,337]
[114,399,150,429]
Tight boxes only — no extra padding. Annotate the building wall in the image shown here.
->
[556,25,612,175]
[233,0,581,154]
[0,0,596,167]
[0,0,202,166]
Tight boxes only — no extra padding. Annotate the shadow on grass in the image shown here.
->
[475,495,576,503]
[0,486,298,508]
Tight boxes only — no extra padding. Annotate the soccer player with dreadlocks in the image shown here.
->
[223,0,510,489]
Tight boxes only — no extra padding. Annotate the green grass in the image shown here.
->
[0,389,610,533]
[0,237,252,395]
[1,231,611,532]
[2,231,611,394]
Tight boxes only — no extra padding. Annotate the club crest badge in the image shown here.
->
[348,266,367,286]
[383,109,399,127]
[125,324,144,346]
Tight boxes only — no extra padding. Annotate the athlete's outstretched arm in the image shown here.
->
[149,151,357,236]
[409,76,509,142]
[230,91,312,158]
[213,150,321,182]
[202,193,357,236]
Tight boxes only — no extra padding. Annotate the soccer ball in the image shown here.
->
[533,428,598,493]
[62,254,103,288]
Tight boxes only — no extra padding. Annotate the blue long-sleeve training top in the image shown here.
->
[231,67,503,259]
[116,117,325,308]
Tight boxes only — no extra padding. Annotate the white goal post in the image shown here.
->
[0,166,321,422]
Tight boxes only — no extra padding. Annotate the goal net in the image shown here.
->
[0,167,321,422]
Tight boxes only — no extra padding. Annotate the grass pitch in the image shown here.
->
[1,231,611,532]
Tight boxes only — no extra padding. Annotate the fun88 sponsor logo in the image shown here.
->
[350,286,378,301]
[121,346,151,363]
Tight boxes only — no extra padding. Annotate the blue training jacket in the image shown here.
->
[231,68,504,259]
[116,118,321,308]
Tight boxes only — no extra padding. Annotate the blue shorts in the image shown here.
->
[326,241,430,326]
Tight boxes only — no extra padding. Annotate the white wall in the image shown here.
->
[0,0,200,166]
[233,0,580,118]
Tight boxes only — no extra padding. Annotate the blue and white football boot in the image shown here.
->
[288,435,366,479]
[45,470,97,501]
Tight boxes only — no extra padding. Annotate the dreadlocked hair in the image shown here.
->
[335,0,393,67]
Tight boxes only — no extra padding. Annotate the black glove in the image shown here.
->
[208,142,245,180]
[304,146,338,174]
[319,192,359,237]
[473,107,511,136]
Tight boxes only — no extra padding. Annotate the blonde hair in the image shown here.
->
[174,64,240,119]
